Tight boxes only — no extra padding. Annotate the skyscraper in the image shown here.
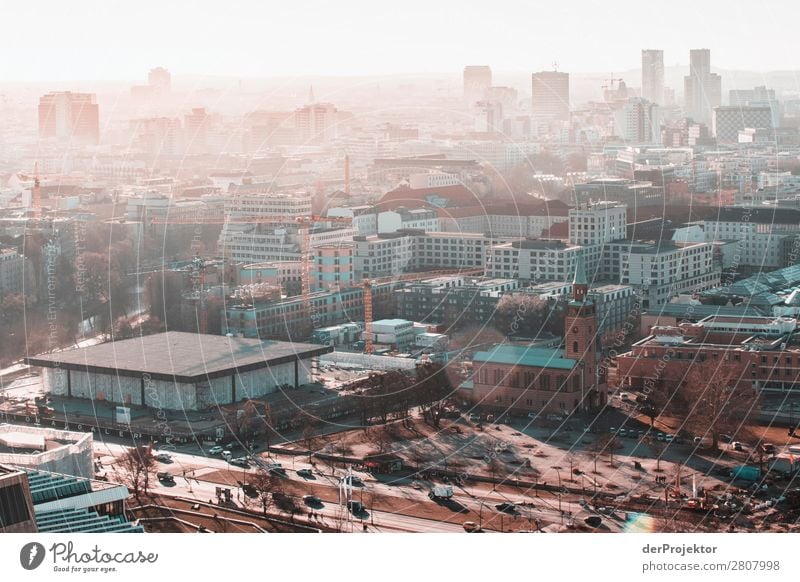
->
[641,49,664,104]
[148,67,171,94]
[463,66,492,105]
[38,92,99,145]
[683,49,721,125]
[531,71,570,120]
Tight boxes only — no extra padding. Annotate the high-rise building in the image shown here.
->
[683,49,722,125]
[614,98,661,143]
[474,100,504,132]
[148,67,171,94]
[485,86,518,113]
[531,71,570,120]
[641,49,664,104]
[38,92,99,145]
[729,85,782,128]
[712,106,773,143]
[295,103,338,143]
[183,107,210,153]
[463,65,492,105]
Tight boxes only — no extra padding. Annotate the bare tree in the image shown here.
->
[565,454,577,482]
[250,468,280,517]
[301,417,319,461]
[119,445,155,499]
[415,362,453,429]
[648,436,666,472]
[656,364,760,450]
[594,433,618,466]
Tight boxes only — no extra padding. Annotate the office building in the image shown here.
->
[712,106,773,143]
[148,66,171,93]
[617,315,800,394]
[531,71,570,120]
[0,247,26,294]
[569,202,627,247]
[463,65,492,105]
[614,98,661,143]
[295,102,338,143]
[641,49,664,104]
[38,92,99,144]
[683,49,722,125]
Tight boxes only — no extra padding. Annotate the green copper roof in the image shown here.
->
[473,344,576,370]
[573,252,587,286]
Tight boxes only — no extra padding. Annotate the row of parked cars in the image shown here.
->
[609,427,677,442]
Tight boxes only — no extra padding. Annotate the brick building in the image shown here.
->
[465,256,608,415]
[615,315,800,394]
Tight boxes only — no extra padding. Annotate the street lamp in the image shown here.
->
[558,493,563,524]
[578,361,586,413]
[552,466,562,490]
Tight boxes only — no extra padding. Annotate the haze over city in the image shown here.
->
[0,4,799,579]
[0,0,799,81]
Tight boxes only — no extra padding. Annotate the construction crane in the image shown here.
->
[150,213,353,332]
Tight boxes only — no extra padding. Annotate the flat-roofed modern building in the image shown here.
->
[0,425,93,478]
[26,332,332,411]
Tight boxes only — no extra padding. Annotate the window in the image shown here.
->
[573,341,579,354]
[540,375,550,390]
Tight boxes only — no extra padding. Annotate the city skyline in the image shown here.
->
[0,0,799,81]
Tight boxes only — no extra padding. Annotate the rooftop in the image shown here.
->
[26,332,332,383]
[473,344,576,371]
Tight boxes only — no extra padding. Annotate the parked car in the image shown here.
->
[346,500,363,514]
[619,392,630,401]
[230,457,249,468]
[156,471,175,484]
[469,413,480,422]
[584,516,602,527]
[656,433,666,441]
[618,429,627,438]
[297,468,313,478]
[429,486,454,500]
[462,521,481,532]
[302,495,323,506]
[732,441,744,451]
[664,434,674,442]
[209,446,224,455]
[719,434,733,444]
[495,502,517,514]
[156,453,172,463]
[340,475,363,487]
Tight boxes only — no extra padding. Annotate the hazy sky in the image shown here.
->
[2,0,798,81]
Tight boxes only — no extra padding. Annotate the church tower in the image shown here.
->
[564,253,601,410]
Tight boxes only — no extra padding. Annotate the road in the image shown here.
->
[94,441,611,532]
